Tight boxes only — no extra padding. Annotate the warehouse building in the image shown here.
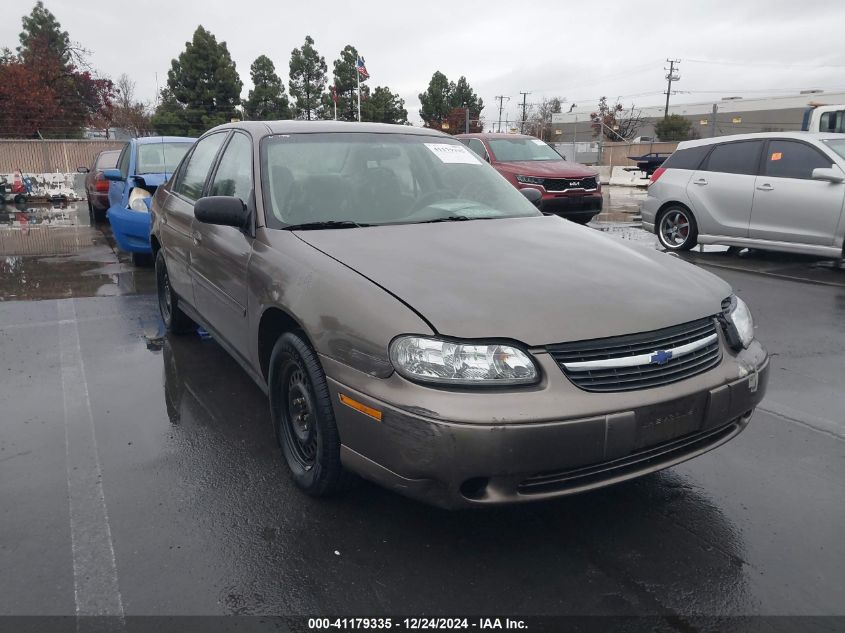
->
[550,90,845,143]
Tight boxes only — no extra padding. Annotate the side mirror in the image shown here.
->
[520,187,542,208]
[194,196,249,229]
[811,167,845,183]
[103,168,124,182]
[77,166,89,174]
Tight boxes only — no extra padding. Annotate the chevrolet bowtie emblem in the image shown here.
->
[650,350,673,365]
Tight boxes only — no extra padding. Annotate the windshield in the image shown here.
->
[135,142,193,175]
[822,139,845,161]
[487,137,562,162]
[261,133,542,227]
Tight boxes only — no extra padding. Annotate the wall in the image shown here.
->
[599,141,679,167]
[0,139,126,173]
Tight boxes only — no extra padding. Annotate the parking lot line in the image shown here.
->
[58,298,125,618]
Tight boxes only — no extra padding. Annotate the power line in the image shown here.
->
[686,58,845,69]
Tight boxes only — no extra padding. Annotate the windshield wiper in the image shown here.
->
[416,215,473,224]
[283,220,372,230]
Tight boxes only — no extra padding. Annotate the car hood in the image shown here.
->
[295,216,732,346]
[494,160,597,178]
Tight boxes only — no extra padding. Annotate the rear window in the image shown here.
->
[702,140,763,175]
[95,151,119,170]
[662,145,711,170]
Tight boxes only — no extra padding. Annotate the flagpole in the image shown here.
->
[356,70,361,122]
[334,87,337,121]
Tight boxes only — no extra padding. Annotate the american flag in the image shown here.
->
[355,56,369,79]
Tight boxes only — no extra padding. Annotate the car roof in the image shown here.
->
[677,131,845,149]
[135,136,196,145]
[206,120,449,138]
[455,132,539,140]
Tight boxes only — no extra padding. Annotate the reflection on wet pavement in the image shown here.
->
[0,201,154,300]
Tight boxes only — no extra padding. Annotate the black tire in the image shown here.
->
[657,205,698,251]
[155,250,196,335]
[268,332,354,496]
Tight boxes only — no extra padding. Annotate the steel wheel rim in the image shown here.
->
[283,365,318,470]
[660,209,691,247]
[158,264,173,323]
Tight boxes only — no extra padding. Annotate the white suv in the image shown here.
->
[641,132,845,258]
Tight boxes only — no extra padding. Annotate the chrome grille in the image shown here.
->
[543,176,597,192]
[547,317,722,392]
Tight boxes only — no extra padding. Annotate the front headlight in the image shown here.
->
[128,187,151,212]
[515,175,544,186]
[389,336,539,386]
[723,295,754,349]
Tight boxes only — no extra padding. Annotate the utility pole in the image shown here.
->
[495,95,510,133]
[664,59,680,118]
[519,91,530,133]
[710,103,718,138]
[464,102,470,134]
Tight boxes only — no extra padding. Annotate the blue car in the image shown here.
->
[104,136,195,264]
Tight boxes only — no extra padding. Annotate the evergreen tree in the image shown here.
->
[17,0,71,65]
[158,26,242,136]
[362,86,408,125]
[289,35,327,121]
[418,71,453,128]
[151,88,188,136]
[243,55,290,120]
[327,44,367,121]
[450,76,483,121]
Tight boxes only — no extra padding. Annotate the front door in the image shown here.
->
[163,133,228,304]
[749,139,845,246]
[190,132,254,357]
[686,140,763,238]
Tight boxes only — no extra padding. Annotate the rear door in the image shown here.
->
[686,140,763,237]
[749,139,845,245]
[190,131,254,357]
[160,133,228,304]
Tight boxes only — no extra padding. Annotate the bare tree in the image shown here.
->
[590,97,644,141]
[524,96,564,140]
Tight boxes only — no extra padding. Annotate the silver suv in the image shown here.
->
[641,132,845,258]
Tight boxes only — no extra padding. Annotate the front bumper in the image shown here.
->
[108,206,152,253]
[540,192,603,218]
[327,341,768,508]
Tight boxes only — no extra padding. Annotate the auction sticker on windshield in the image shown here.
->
[425,143,482,164]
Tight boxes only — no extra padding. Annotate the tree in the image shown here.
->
[361,86,408,125]
[158,26,242,136]
[106,74,152,136]
[655,114,693,141]
[419,71,484,133]
[323,45,367,121]
[243,55,291,121]
[151,88,189,136]
[289,36,327,121]
[0,2,113,138]
[524,96,564,140]
[590,97,644,141]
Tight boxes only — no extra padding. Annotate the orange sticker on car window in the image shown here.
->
[771,152,783,161]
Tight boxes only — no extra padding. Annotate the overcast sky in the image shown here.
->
[3,0,845,128]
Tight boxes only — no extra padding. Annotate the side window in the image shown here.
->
[703,141,763,176]
[819,111,845,134]
[663,144,711,170]
[764,140,834,180]
[173,133,227,201]
[467,139,489,161]
[209,133,253,199]
[116,144,130,178]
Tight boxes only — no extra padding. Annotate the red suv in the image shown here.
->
[456,133,602,223]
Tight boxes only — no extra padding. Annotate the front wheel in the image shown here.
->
[155,250,196,334]
[268,332,354,496]
[657,205,698,251]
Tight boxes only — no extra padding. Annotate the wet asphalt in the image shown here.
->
[0,193,844,626]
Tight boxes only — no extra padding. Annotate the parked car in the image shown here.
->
[79,149,120,222]
[642,132,845,258]
[456,132,602,224]
[104,136,195,265]
[151,121,768,508]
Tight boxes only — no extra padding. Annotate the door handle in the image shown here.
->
[192,231,202,245]
[693,178,707,185]
[756,183,774,191]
